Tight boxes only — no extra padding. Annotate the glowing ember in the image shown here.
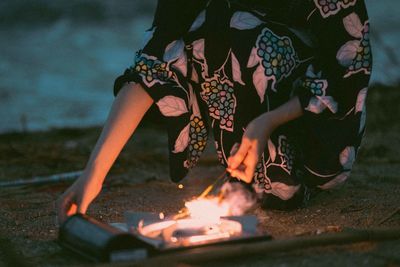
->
[178,184,184,189]
[184,197,230,224]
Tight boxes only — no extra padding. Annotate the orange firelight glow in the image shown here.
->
[184,197,230,224]
[137,195,244,246]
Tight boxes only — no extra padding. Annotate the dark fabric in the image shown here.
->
[113,0,372,205]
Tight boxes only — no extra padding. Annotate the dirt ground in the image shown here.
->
[0,85,399,267]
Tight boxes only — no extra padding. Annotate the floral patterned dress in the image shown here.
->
[114,0,372,208]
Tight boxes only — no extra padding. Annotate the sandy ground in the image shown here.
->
[0,85,399,266]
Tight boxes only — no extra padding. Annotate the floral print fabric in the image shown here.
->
[114,0,372,206]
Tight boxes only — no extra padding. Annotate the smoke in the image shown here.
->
[220,181,258,216]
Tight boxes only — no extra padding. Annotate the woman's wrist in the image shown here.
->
[264,96,303,129]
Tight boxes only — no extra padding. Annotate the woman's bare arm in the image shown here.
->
[56,82,153,224]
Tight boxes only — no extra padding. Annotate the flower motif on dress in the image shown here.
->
[314,0,357,18]
[278,135,295,175]
[336,13,371,78]
[184,88,208,169]
[302,79,328,96]
[184,115,208,168]
[302,64,338,114]
[253,154,272,193]
[248,28,298,102]
[132,52,174,88]
[200,76,236,132]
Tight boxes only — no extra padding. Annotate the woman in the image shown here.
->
[57,0,372,223]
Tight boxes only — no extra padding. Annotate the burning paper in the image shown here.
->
[134,180,259,247]
[184,197,230,224]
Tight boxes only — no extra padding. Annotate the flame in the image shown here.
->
[184,197,230,224]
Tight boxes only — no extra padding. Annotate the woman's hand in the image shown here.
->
[227,97,303,183]
[227,112,278,183]
[56,172,102,225]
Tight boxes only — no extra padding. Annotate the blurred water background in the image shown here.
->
[0,0,399,133]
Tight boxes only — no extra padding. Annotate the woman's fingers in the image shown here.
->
[57,191,75,225]
[243,145,258,182]
[229,164,247,181]
[228,145,258,183]
[77,197,89,214]
[67,203,78,217]
[228,139,250,169]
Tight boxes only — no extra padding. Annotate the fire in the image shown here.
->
[136,196,244,247]
[184,197,230,224]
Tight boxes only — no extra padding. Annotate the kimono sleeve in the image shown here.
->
[113,0,207,101]
[112,0,208,183]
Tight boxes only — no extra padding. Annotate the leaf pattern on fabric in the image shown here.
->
[253,64,268,103]
[192,38,208,79]
[343,12,364,38]
[305,64,321,79]
[164,39,185,63]
[173,124,190,153]
[318,171,350,190]
[230,11,263,30]
[247,47,258,68]
[356,87,368,133]
[305,97,325,114]
[172,54,187,77]
[270,182,301,200]
[359,108,366,134]
[336,40,360,67]
[164,40,188,77]
[339,146,356,170]
[189,10,206,32]
[305,95,338,114]
[156,96,188,117]
[337,13,371,78]
[267,139,276,162]
[313,0,357,18]
[355,87,367,113]
[192,39,205,60]
[231,52,245,85]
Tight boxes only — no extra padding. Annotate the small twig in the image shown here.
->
[378,207,400,226]
[197,170,227,199]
